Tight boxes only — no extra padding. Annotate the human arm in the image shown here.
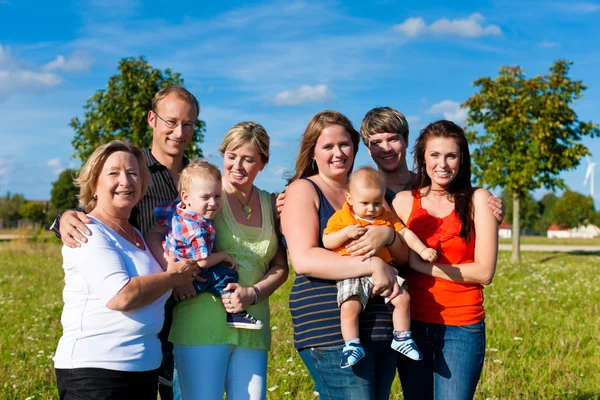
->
[407,188,498,285]
[223,194,290,312]
[196,252,237,270]
[66,225,198,312]
[344,224,396,260]
[52,209,92,248]
[399,227,437,262]
[322,225,365,250]
[281,179,397,296]
[488,195,505,223]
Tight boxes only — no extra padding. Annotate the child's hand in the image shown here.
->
[345,224,366,240]
[420,248,437,262]
[223,254,238,271]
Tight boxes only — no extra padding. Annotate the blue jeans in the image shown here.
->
[397,320,486,400]
[193,262,238,296]
[298,338,397,400]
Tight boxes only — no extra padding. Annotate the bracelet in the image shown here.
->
[251,285,260,305]
[387,232,397,246]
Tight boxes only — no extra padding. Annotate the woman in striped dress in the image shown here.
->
[281,110,407,400]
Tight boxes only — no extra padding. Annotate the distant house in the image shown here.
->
[498,222,512,239]
[547,224,600,239]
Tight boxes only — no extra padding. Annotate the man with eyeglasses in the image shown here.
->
[52,86,200,400]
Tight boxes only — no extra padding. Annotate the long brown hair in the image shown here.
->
[287,110,360,184]
[412,120,475,241]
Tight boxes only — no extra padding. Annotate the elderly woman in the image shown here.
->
[393,120,498,399]
[147,122,289,399]
[281,111,404,400]
[53,140,198,400]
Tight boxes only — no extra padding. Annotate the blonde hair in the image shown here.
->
[179,159,222,193]
[360,107,409,146]
[152,86,200,118]
[76,140,150,212]
[218,121,270,165]
[287,110,360,184]
[348,166,386,193]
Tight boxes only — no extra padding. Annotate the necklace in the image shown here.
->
[98,207,141,247]
[229,183,254,220]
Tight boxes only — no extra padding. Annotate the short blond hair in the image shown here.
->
[179,159,222,193]
[348,166,386,193]
[152,86,200,118]
[360,107,409,146]
[76,140,150,213]
[218,122,270,165]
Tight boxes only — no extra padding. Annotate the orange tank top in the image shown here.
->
[405,193,484,326]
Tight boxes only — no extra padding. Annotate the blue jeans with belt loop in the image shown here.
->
[397,319,486,400]
[298,338,397,400]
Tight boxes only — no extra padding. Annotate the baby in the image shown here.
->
[323,166,436,368]
[154,159,262,330]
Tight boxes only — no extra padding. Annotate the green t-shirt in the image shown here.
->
[169,188,278,350]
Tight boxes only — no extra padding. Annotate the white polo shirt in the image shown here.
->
[54,217,171,372]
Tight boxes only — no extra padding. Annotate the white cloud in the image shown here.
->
[44,51,94,73]
[274,84,333,106]
[271,139,288,149]
[539,40,560,48]
[270,166,287,177]
[427,100,468,123]
[394,13,502,38]
[567,2,600,13]
[406,115,421,127]
[0,45,63,96]
[0,158,12,186]
[47,158,66,175]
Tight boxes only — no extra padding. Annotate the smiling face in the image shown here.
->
[424,136,461,190]
[367,131,408,174]
[313,124,355,180]
[181,175,222,220]
[148,94,197,158]
[223,142,266,189]
[94,151,142,217]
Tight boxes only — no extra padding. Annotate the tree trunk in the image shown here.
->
[511,192,521,263]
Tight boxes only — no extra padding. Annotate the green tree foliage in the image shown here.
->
[0,192,26,228]
[48,168,80,222]
[463,60,600,262]
[19,202,46,224]
[535,193,559,232]
[70,56,205,162]
[500,191,541,231]
[551,191,595,228]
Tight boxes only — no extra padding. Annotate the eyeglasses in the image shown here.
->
[153,111,196,131]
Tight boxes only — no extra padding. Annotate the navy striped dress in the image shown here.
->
[289,179,394,350]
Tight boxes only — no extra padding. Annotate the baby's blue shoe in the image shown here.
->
[340,343,366,368]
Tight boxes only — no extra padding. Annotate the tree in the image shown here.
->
[463,60,599,262]
[48,168,80,223]
[19,202,46,225]
[0,192,26,228]
[500,190,540,232]
[551,191,595,228]
[70,56,205,162]
[534,193,558,232]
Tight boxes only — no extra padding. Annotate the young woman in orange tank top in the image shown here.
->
[392,120,499,400]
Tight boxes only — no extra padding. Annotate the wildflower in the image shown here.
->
[513,337,523,341]
[268,386,278,392]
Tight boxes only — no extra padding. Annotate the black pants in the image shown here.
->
[55,368,158,400]
[158,295,176,400]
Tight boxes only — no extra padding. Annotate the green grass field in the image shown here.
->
[499,236,600,246]
[1,239,599,399]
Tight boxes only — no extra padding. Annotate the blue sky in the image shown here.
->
[1,0,599,204]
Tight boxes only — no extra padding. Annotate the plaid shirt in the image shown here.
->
[154,200,215,261]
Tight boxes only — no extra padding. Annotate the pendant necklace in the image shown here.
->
[99,206,141,247]
[229,183,254,220]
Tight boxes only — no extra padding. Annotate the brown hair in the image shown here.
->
[287,110,360,183]
[349,166,386,193]
[360,106,409,146]
[218,121,270,165]
[180,159,222,193]
[76,140,150,213]
[152,86,200,118]
[412,120,474,241]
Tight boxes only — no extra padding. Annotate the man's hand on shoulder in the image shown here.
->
[60,210,92,248]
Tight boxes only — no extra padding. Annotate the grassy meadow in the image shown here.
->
[1,238,599,399]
